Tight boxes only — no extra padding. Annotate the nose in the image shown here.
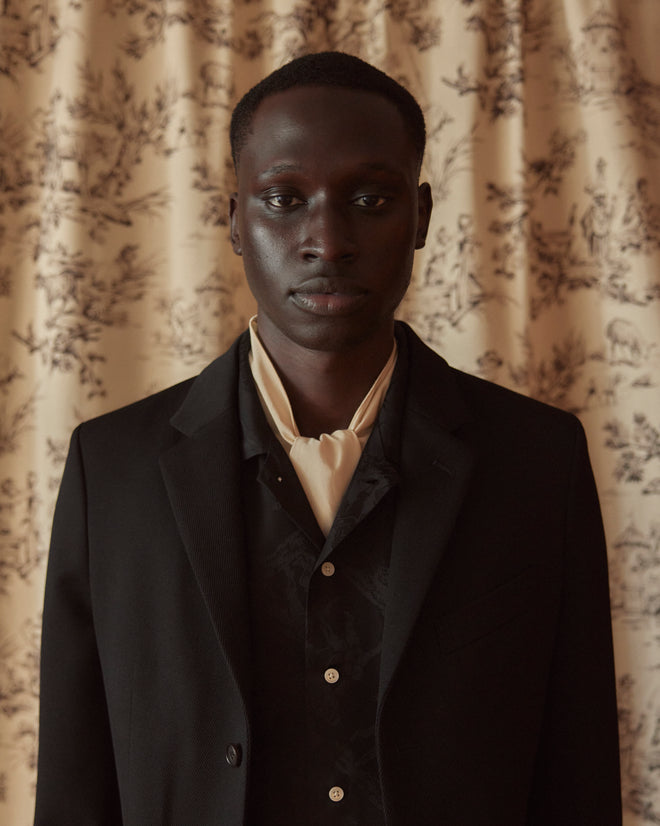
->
[299,199,357,263]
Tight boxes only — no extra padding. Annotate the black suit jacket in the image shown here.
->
[34,323,621,825]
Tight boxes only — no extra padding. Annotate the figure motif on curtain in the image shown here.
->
[621,178,660,254]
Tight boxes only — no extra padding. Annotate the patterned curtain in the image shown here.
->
[1,0,659,821]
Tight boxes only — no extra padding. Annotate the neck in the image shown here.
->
[257,322,395,439]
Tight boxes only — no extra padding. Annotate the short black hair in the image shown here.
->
[230,51,426,171]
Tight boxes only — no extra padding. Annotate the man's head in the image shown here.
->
[229,53,432,356]
[230,51,426,173]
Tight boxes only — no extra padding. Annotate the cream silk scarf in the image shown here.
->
[248,318,397,536]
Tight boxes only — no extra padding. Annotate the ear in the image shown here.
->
[229,193,242,255]
[415,182,433,250]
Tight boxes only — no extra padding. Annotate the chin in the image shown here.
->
[290,316,393,354]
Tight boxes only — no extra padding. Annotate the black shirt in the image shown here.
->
[238,334,407,825]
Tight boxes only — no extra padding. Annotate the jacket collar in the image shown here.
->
[168,331,249,437]
[394,320,470,435]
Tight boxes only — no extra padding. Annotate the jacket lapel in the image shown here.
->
[159,334,252,706]
[379,325,475,706]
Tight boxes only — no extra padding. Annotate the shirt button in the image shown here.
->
[329,785,344,802]
[321,561,335,577]
[324,668,339,684]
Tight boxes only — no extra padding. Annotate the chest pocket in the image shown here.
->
[433,566,550,657]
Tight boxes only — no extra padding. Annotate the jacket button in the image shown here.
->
[226,743,242,767]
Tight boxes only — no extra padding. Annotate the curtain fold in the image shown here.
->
[1,0,659,822]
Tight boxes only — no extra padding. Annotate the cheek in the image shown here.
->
[376,228,417,274]
[373,213,416,253]
[379,238,416,301]
[243,220,293,267]
[240,234,290,308]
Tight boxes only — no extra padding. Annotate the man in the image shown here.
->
[34,52,621,825]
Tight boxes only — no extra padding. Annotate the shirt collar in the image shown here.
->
[247,315,397,450]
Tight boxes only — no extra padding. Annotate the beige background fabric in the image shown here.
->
[1,0,659,821]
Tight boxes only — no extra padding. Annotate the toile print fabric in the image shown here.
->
[1,0,659,822]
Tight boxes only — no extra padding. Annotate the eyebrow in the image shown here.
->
[257,160,405,181]
[355,161,403,174]
[257,162,303,180]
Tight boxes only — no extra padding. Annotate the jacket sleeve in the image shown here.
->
[34,426,123,825]
[526,421,622,824]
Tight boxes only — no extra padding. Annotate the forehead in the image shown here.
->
[239,86,417,179]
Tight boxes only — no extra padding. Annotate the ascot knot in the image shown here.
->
[289,430,363,535]
[248,316,396,536]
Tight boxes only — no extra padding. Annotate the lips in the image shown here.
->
[290,277,368,316]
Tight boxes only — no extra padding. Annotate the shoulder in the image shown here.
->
[453,367,578,430]
[76,331,246,455]
[449,367,586,472]
[79,377,196,448]
[399,321,583,446]
[401,327,593,509]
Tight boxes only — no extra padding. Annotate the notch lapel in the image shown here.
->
[159,335,251,706]
[378,325,475,706]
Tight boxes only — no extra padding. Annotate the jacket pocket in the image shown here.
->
[433,566,545,656]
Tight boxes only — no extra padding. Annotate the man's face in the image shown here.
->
[230,85,432,353]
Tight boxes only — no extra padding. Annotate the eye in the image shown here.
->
[353,194,388,208]
[264,193,305,209]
